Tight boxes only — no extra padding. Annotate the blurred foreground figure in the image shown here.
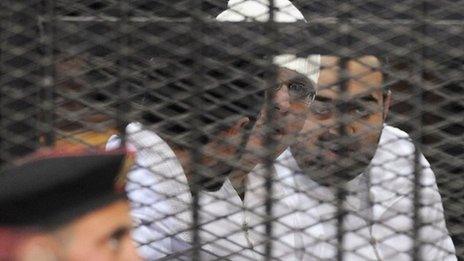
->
[0,149,141,261]
[247,56,456,260]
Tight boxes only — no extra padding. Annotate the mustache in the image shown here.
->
[293,139,372,167]
[315,140,361,155]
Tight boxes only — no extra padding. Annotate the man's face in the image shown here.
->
[59,200,141,261]
[292,56,390,186]
[180,67,314,191]
[55,56,115,133]
[255,67,315,150]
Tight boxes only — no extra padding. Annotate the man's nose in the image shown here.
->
[319,122,356,141]
[319,129,340,142]
[273,87,290,114]
[318,111,357,134]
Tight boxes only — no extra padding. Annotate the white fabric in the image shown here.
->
[107,123,256,260]
[273,54,321,84]
[216,0,321,84]
[217,0,307,22]
[245,125,457,260]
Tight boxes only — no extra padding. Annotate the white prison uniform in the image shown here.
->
[107,122,256,260]
[245,125,456,260]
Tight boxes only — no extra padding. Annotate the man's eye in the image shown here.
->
[288,82,305,92]
[107,227,129,252]
[350,103,371,117]
[311,101,333,116]
[108,237,121,251]
[355,108,366,115]
[288,82,311,99]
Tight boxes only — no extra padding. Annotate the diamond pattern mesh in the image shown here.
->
[1,0,463,260]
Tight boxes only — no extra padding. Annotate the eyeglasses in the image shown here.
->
[270,79,316,107]
[287,81,316,103]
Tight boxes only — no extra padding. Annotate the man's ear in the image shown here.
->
[17,234,60,261]
[383,90,392,121]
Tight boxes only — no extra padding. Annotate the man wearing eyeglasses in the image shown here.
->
[105,0,320,259]
[230,59,319,195]
[106,61,317,260]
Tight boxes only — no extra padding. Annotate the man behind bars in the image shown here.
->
[246,56,456,260]
[105,0,319,260]
[0,149,141,260]
[105,0,320,259]
[106,61,317,260]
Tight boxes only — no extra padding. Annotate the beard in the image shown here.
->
[291,143,376,187]
[197,163,234,192]
[200,177,226,191]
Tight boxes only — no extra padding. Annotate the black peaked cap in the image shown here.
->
[0,149,127,229]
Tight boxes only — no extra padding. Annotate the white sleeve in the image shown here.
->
[106,125,193,259]
[417,155,456,261]
[371,126,456,260]
[373,151,456,260]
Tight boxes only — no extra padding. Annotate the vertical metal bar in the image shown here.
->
[264,0,277,259]
[190,1,204,260]
[335,0,353,258]
[1,1,41,162]
[335,57,349,261]
[41,0,56,146]
[0,0,6,164]
[117,0,130,146]
[412,1,427,260]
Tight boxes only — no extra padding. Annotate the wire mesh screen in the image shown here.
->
[1,0,463,260]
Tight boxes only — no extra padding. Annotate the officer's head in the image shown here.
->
[0,149,141,261]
